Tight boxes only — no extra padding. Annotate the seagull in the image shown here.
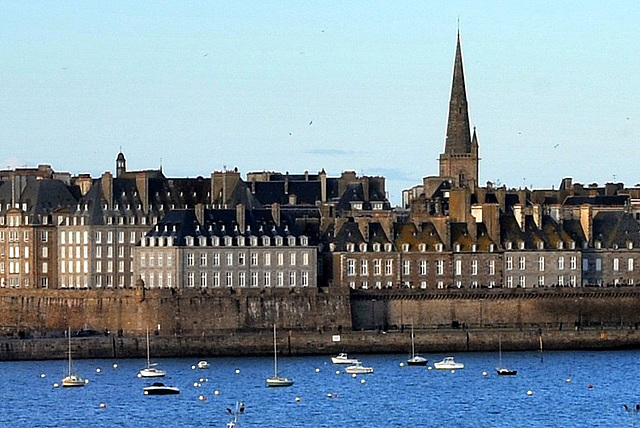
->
[553,144,559,148]
[309,121,313,125]
[203,53,208,57]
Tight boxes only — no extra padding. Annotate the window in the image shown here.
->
[419,260,427,276]
[289,271,296,286]
[301,271,309,287]
[302,252,309,266]
[226,253,233,266]
[238,272,245,287]
[471,260,478,276]
[558,275,564,286]
[538,256,545,272]
[436,260,444,276]
[558,256,565,270]
[403,260,410,275]
[506,276,513,288]
[130,232,137,243]
[629,258,634,272]
[213,253,220,266]
[595,259,602,271]
[118,231,124,243]
[264,253,271,266]
[251,272,258,287]
[277,252,284,266]
[95,232,101,243]
[276,272,284,287]
[290,253,296,266]
[455,260,462,276]
[361,260,368,276]
[506,256,513,271]
[251,253,258,266]
[538,275,545,286]
[238,253,245,266]
[107,231,113,244]
[200,253,207,266]
[213,272,220,287]
[489,260,495,276]
[347,259,356,276]
[225,272,233,287]
[373,259,382,276]
[519,257,525,270]
[519,276,526,287]
[42,262,48,274]
[187,272,194,287]
[613,258,619,272]
[42,231,48,242]
[583,259,589,271]
[385,259,393,276]
[187,253,194,266]
[264,272,271,287]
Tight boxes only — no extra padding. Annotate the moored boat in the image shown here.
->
[331,353,359,365]
[62,327,85,388]
[197,360,210,369]
[434,356,464,370]
[266,324,294,387]
[143,382,180,395]
[139,329,166,378]
[345,361,374,374]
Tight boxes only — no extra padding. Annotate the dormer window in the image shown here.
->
[519,241,525,250]
[384,243,392,252]
[628,242,634,250]
[436,243,443,252]
[372,202,383,210]
[351,202,363,210]
[557,241,564,250]
[185,236,194,246]
[224,236,233,246]
[250,236,258,246]
[595,241,602,249]
[275,236,283,246]
[454,244,461,252]
[419,243,426,252]
[471,244,477,253]
[360,243,368,252]
[288,236,296,246]
[237,236,245,246]
[347,243,355,252]
[489,244,495,252]
[199,236,207,246]
[538,241,544,250]
[402,243,410,252]
[373,243,381,252]
[300,236,308,246]
[212,236,220,246]
[570,241,576,250]
[262,236,270,246]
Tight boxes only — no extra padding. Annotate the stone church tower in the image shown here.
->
[439,33,479,189]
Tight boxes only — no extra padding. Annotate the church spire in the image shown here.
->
[444,32,472,154]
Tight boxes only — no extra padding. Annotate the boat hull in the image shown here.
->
[496,369,518,376]
[407,356,428,366]
[143,385,180,395]
[62,377,85,387]
[266,377,294,387]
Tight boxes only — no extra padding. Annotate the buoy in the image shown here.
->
[587,384,594,390]
[527,390,533,396]
[99,403,107,409]
[143,391,149,395]
[235,369,240,374]
[199,378,205,383]
[451,370,456,374]
[482,371,488,377]
[113,363,118,369]
[198,395,206,401]
[566,378,571,383]
[295,396,301,402]
[53,383,59,388]
[40,373,46,378]
[315,368,320,373]
[335,370,340,375]
[84,379,90,384]
[427,366,432,370]
[399,362,404,367]
[137,373,142,378]
[193,382,199,387]
[360,379,366,384]
[214,390,220,396]
[326,393,333,398]
[351,373,357,378]
[96,368,101,373]
[191,365,196,370]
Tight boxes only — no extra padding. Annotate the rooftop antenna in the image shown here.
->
[160,158,163,173]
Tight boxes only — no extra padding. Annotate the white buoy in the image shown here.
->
[235,369,240,374]
[193,382,199,387]
[199,378,205,383]
[399,362,404,367]
[295,396,301,402]
[198,395,206,401]
[40,373,46,378]
[53,383,59,388]
[113,363,118,369]
[451,370,456,374]
[315,368,320,373]
[427,366,432,371]
[527,390,533,396]
[335,370,340,375]
[326,393,333,398]
[191,365,196,370]
[482,371,488,377]
[566,378,571,383]
[84,379,90,384]
[96,368,101,373]
[214,390,220,396]
[137,373,142,378]
[351,373,357,378]
[99,403,107,409]
[360,379,366,384]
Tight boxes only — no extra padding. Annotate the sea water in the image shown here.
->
[0,350,638,427]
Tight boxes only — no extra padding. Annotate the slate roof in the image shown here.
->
[0,179,79,223]
[592,211,640,248]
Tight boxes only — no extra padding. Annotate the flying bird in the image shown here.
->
[309,121,313,125]
[553,144,559,148]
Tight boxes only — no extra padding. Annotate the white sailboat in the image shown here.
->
[266,324,294,387]
[139,328,166,378]
[407,324,428,366]
[62,327,85,387]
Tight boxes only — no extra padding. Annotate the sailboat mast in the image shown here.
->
[146,328,151,368]
[498,336,502,368]
[68,327,72,376]
[411,324,416,358]
[273,324,278,377]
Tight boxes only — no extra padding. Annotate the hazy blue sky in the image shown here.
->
[1,1,638,205]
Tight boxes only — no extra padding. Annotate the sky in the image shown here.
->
[1,1,639,206]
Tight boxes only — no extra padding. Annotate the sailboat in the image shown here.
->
[407,324,428,366]
[266,324,294,387]
[139,328,166,378]
[496,337,517,376]
[62,327,85,387]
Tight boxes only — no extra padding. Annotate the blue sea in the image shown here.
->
[1,350,639,427]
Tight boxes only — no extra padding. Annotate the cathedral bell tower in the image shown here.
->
[438,32,479,189]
